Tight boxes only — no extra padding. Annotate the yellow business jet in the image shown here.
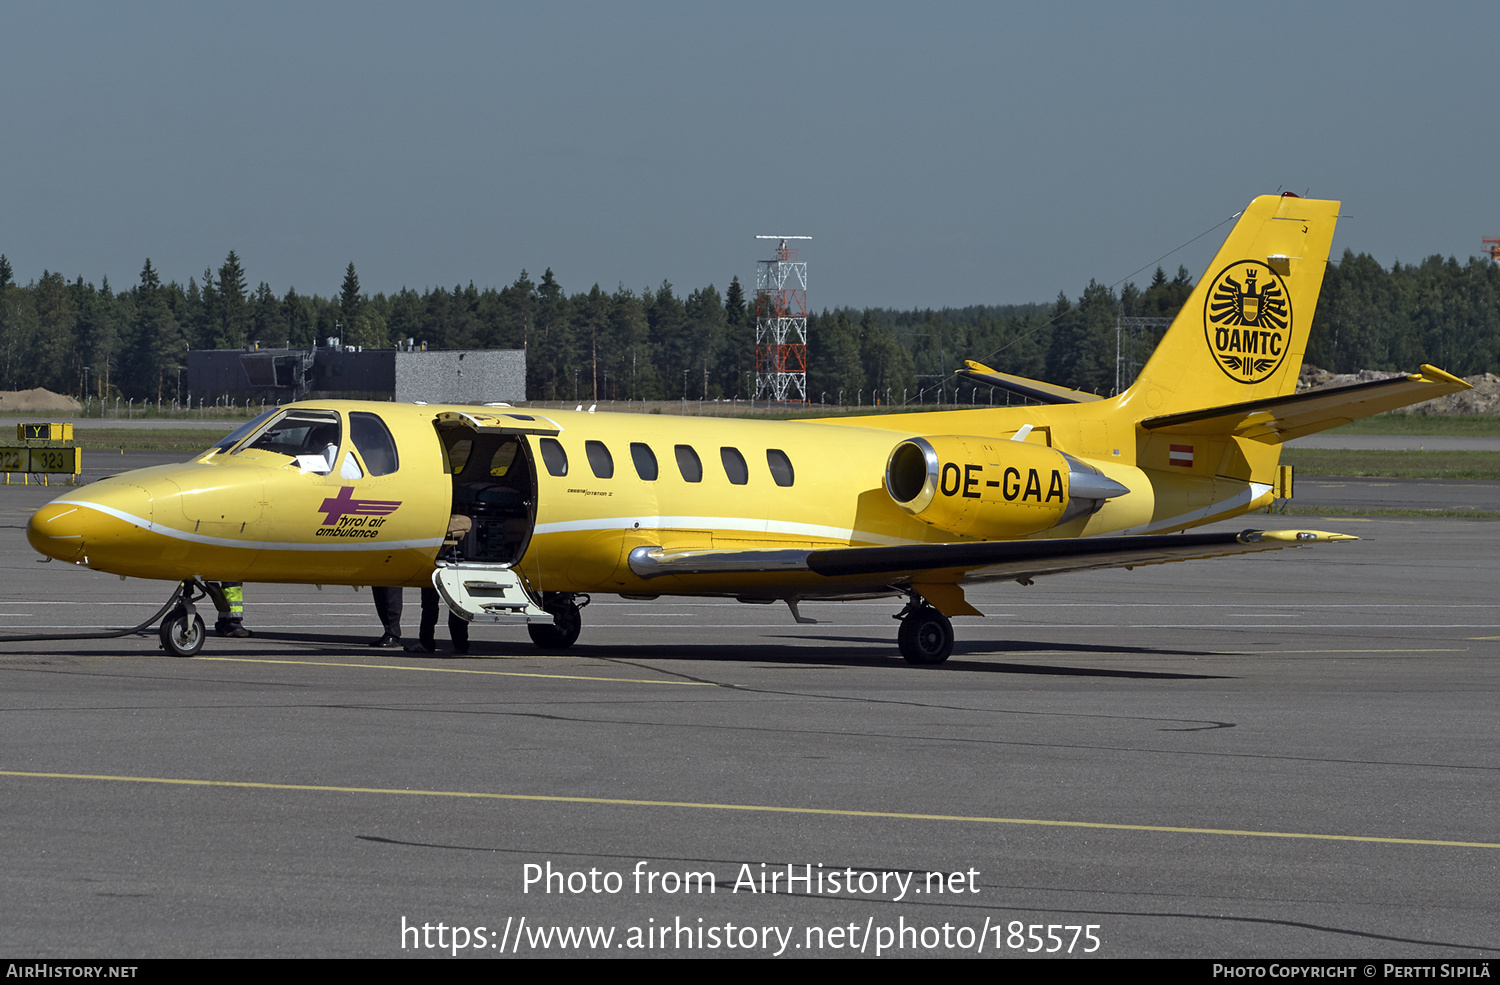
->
[26,194,1470,663]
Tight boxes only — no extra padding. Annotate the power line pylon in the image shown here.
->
[753,235,810,402]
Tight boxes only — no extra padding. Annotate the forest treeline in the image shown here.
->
[0,248,1496,405]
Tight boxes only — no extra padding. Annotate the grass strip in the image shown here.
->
[1321,413,1500,437]
[1263,505,1500,519]
[1281,448,1500,480]
[72,429,221,452]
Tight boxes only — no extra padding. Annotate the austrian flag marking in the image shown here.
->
[1169,444,1194,468]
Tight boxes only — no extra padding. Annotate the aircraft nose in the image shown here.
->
[27,482,154,566]
[27,502,89,561]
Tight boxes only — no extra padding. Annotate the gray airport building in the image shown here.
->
[186,345,526,405]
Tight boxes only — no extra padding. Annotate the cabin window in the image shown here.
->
[675,444,702,482]
[585,440,614,479]
[349,411,399,476]
[539,438,568,477]
[720,447,749,485]
[236,409,342,472]
[488,441,519,477]
[766,449,795,487]
[445,438,473,474]
[631,442,658,480]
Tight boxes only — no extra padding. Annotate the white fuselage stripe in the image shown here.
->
[1117,483,1274,535]
[48,500,443,552]
[532,514,910,546]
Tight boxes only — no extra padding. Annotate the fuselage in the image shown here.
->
[26,397,1277,599]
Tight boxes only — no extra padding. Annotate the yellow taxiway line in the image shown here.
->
[2,768,1495,850]
[197,655,713,685]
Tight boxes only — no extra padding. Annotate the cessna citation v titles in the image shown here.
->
[27,195,1470,663]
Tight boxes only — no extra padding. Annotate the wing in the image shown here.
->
[627,528,1355,594]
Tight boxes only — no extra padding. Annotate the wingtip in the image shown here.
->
[1244,530,1358,544]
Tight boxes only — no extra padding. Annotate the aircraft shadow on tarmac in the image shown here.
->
[171,630,1236,681]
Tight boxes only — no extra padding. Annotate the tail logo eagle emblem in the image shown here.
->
[1205,260,1292,383]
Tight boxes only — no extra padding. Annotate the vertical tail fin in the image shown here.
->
[1125,194,1339,415]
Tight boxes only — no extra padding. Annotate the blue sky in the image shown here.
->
[3,1,1496,309]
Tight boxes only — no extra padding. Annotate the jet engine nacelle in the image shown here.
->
[885,435,1131,539]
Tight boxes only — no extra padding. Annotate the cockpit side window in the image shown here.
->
[349,411,399,476]
[236,409,342,464]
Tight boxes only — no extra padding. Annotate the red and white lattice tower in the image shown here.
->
[754,235,811,402]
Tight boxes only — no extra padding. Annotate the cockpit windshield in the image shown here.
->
[206,411,277,455]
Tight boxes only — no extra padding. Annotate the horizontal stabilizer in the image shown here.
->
[1139,365,1471,442]
[959,360,1103,404]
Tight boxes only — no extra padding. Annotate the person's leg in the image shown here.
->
[369,586,402,645]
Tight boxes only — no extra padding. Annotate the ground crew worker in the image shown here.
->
[212,582,250,637]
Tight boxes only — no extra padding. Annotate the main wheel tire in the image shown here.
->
[159,607,206,658]
[897,606,953,665]
[527,595,582,650]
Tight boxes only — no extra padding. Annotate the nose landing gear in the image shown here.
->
[156,579,229,657]
[159,606,206,657]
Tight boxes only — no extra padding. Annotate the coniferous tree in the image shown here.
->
[340,263,361,328]
[683,284,725,398]
[213,251,250,348]
[531,269,573,399]
[717,275,754,398]
[861,310,914,403]
[448,282,480,350]
[609,286,657,399]
[0,273,40,391]
[34,271,77,394]
[647,281,688,398]
[571,284,609,401]
[126,259,184,402]
[386,287,422,348]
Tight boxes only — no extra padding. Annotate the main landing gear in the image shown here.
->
[157,579,228,658]
[895,595,954,666]
[527,592,588,650]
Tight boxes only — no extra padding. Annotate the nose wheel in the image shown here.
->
[159,606,206,657]
[155,579,223,657]
[897,604,953,665]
